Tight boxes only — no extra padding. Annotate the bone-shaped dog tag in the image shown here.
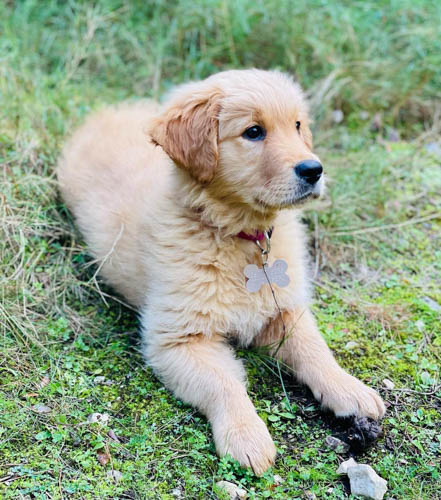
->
[244,259,290,292]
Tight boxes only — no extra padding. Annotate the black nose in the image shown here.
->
[294,160,323,185]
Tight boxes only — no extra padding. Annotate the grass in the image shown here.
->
[1,0,440,498]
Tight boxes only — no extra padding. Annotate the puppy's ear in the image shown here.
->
[150,89,221,183]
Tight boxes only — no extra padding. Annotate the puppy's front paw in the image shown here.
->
[213,413,276,475]
[310,371,386,420]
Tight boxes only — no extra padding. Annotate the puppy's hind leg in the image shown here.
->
[144,332,276,475]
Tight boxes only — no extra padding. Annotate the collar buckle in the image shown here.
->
[255,230,271,264]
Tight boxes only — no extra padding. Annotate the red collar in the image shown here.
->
[236,227,273,242]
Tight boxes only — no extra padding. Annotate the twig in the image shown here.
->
[91,223,125,281]
[314,213,321,279]
[328,212,441,236]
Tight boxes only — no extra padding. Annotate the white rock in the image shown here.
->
[87,412,110,425]
[107,470,123,482]
[345,341,359,350]
[32,404,51,414]
[332,109,344,123]
[422,296,441,312]
[337,457,357,474]
[425,142,441,155]
[415,319,425,332]
[388,128,400,142]
[273,474,284,485]
[347,464,387,500]
[94,376,114,386]
[216,480,247,499]
[382,378,395,390]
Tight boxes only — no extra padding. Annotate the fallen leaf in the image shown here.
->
[37,375,50,389]
[370,112,382,132]
[107,429,121,443]
[97,451,110,466]
[325,435,350,453]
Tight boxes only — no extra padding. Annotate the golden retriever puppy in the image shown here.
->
[57,69,385,474]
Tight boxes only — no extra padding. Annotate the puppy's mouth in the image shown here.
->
[255,186,321,210]
[290,191,315,204]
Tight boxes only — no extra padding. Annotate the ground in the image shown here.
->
[1,1,440,499]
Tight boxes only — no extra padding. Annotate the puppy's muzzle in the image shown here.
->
[294,160,323,185]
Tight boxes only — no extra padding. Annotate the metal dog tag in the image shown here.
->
[244,259,290,293]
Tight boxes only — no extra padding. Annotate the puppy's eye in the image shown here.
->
[242,125,266,141]
[296,121,301,131]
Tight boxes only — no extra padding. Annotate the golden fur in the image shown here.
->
[57,69,385,474]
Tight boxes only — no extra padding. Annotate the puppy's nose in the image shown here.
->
[294,160,323,185]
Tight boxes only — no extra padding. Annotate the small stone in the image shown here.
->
[305,492,317,500]
[348,464,387,500]
[87,412,110,425]
[337,457,358,474]
[425,142,441,155]
[382,379,395,390]
[94,376,113,386]
[325,435,350,453]
[273,474,284,485]
[359,111,369,120]
[332,109,344,123]
[388,128,400,142]
[171,487,182,498]
[422,296,441,312]
[107,470,123,482]
[415,319,425,332]
[32,404,51,414]
[345,341,359,350]
[215,480,247,499]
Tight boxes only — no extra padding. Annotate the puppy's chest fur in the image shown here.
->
[149,231,307,346]
[203,250,299,345]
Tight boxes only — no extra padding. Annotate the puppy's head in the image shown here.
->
[150,69,323,211]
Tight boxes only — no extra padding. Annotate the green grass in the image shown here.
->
[1,1,440,498]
